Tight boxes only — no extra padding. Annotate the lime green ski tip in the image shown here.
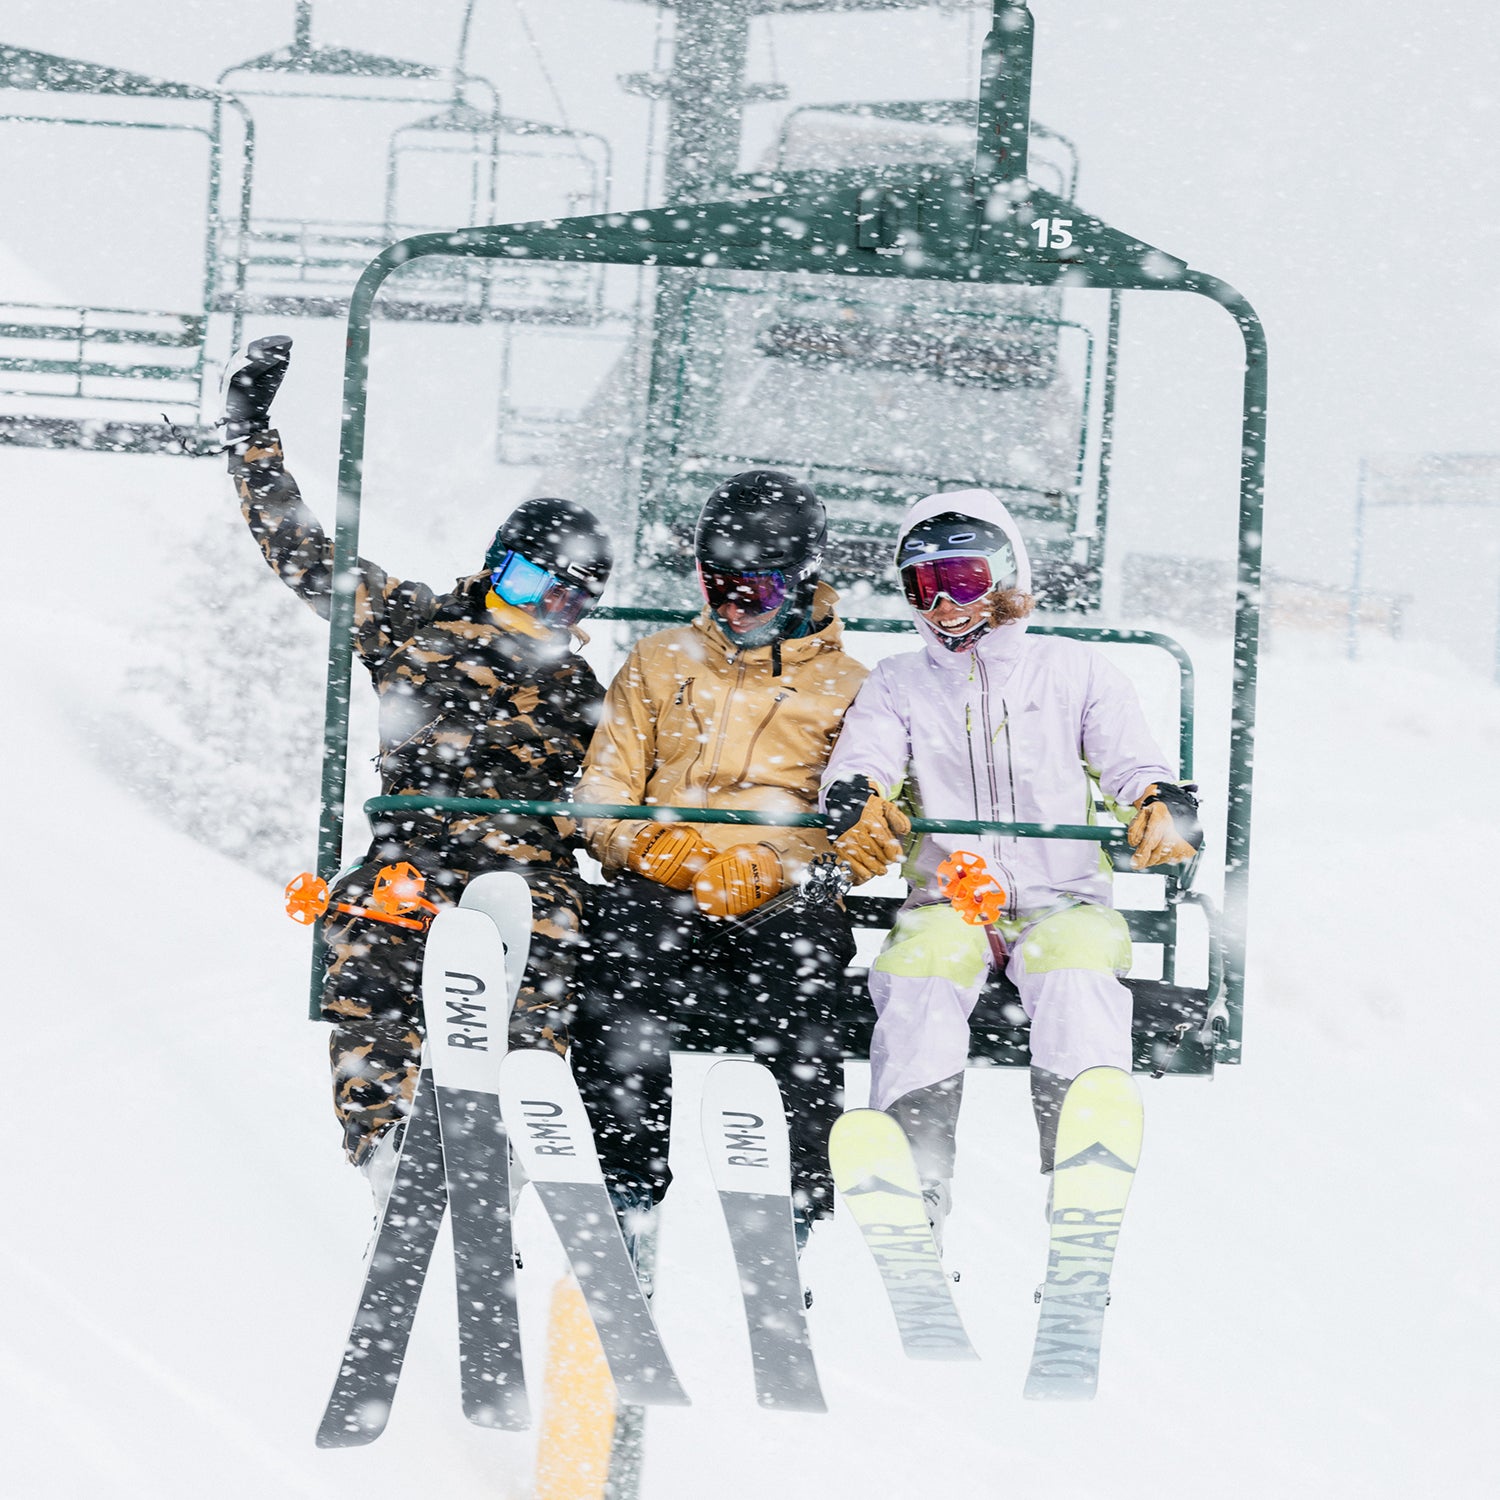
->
[829,1108,924,1199]
[1024,1066,1144,1402]
[1053,1066,1144,1180]
[828,1108,977,1361]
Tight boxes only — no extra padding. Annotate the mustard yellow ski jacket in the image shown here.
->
[578,583,868,876]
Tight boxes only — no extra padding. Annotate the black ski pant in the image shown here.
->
[570,873,856,1221]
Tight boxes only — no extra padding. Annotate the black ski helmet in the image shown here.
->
[693,469,826,643]
[486,497,613,597]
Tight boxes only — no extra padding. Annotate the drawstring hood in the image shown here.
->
[895,489,1033,662]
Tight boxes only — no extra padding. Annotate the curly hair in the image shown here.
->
[991,587,1036,624]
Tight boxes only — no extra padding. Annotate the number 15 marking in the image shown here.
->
[1033,217,1074,249]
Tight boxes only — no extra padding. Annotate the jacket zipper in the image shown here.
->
[733,689,790,790]
[678,678,709,797]
[702,657,748,793]
[974,655,1018,918]
[964,660,983,824]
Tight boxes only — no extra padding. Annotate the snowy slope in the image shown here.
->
[6,439,1498,1499]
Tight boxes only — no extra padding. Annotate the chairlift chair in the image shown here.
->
[215,9,610,325]
[775,97,1077,201]
[302,2,1265,1086]
[0,46,249,454]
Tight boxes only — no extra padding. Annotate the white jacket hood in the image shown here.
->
[895,488,1033,659]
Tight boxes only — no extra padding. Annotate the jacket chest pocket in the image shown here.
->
[658,678,711,768]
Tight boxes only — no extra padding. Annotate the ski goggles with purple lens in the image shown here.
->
[899,548,1015,612]
[697,565,791,616]
[491,551,596,627]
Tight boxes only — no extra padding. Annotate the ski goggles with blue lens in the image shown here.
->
[490,551,596,628]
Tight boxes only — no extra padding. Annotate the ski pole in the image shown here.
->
[724,852,854,936]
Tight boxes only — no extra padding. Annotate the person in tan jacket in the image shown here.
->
[569,470,874,1256]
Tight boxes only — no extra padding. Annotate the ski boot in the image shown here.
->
[791,1200,818,1308]
[356,1120,406,1256]
[921,1179,953,1257]
[609,1181,660,1299]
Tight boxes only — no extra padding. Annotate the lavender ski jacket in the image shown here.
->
[820,489,1175,917]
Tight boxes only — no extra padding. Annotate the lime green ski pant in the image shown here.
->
[866,899,1134,1113]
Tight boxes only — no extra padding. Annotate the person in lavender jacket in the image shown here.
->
[819,489,1201,1245]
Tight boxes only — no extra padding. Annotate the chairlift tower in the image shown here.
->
[612,1,1117,609]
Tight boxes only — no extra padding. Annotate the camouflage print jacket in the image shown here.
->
[230,431,605,859]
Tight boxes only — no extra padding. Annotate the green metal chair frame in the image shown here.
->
[307,1,1265,1076]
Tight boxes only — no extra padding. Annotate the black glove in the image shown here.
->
[224,334,293,441]
[823,774,911,884]
[1127,781,1203,869]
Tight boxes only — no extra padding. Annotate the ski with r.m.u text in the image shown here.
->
[315,875,531,1446]
[316,1065,447,1447]
[828,1109,976,1361]
[701,1059,825,1412]
[498,1046,690,1408]
[422,876,534,1430]
[1023,1066,1143,1401]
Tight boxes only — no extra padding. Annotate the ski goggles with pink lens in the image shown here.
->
[900,552,1010,612]
[697,565,790,616]
[491,551,596,627]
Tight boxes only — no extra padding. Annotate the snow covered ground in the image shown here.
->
[5,0,1497,1492]
[6,441,1497,1499]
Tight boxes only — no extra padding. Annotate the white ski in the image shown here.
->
[500,1047,690,1407]
[701,1060,825,1412]
[422,892,529,1429]
[316,1067,447,1447]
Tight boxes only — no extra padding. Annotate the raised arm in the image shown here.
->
[224,336,436,669]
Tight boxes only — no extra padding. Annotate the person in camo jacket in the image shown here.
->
[224,335,610,1184]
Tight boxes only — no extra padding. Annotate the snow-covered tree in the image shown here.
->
[112,506,325,882]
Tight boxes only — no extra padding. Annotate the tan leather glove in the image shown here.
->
[1127,782,1203,869]
[692,843,784,918]
[824,775,912,884]
[627,822,714,890]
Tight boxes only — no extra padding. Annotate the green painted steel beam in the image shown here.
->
[361,795,1129,844]
[0,319,206,346]
[0,44,225,102]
